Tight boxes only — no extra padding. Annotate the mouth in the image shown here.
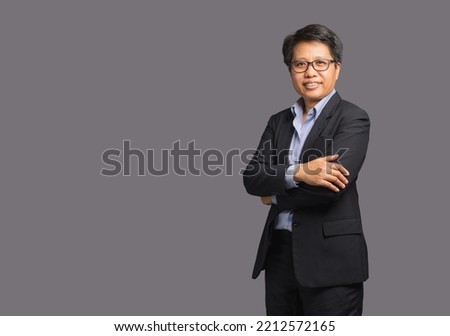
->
[304,82,321,89]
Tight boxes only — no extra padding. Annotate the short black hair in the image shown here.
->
[282,24,343,69]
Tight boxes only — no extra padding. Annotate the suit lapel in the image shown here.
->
[278,109,295,150]
[300,92,341,161]
[275,110,294,165]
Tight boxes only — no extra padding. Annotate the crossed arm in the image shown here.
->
[243,108,370,210]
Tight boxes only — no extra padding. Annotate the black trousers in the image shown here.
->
[265,230,364,316]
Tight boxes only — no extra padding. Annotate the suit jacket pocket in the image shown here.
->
[322,218,362,237]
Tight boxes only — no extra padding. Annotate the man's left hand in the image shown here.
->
[261,196,273,205]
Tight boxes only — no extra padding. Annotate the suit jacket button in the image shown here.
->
[293,222,298,227]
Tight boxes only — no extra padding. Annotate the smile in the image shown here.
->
[304,82,320,89]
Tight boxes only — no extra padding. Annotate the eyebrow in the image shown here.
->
[292,57,328,61]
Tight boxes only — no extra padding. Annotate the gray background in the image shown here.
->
[1,1,449,315]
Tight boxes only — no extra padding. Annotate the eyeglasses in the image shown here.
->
[290,59,336,73]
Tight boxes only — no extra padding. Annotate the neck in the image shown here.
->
[302,99,316,114]
[304,104,314,113]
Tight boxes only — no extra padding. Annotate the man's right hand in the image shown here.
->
[293,154,349,192]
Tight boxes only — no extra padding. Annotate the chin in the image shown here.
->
[304,93,323,101]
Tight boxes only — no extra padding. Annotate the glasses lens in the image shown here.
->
[292,61,307,73]
[313,60,329,71]
[291,60,332,73]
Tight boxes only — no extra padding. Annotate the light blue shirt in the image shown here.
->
[273,89,336,231]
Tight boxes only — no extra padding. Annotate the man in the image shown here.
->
[243,24,370,315]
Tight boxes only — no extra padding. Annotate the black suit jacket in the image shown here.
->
[243,92,370,288]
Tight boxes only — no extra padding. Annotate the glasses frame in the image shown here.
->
[290,59,337,73]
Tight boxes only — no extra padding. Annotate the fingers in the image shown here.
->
[330,166,348,185]
[330,162,350,176]
[301,156,350,192]
[319,180,341,192]
[323,162,349,191]
[323,174,346,190]
[324,154,339,162]
[324,155,350,176]
[260,196,272,205]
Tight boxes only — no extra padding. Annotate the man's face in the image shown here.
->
[290,41,341,107]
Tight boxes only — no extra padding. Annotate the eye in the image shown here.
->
[315,60,327,66]
[293,61,307,68]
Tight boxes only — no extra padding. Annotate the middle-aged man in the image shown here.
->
[243,24,370,315]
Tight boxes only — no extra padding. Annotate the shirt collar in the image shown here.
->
[291,89,336,120]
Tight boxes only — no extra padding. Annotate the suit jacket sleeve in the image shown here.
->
[275,106,370,211]
[243,114,291,197]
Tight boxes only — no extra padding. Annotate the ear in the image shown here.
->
[335,62,341,80]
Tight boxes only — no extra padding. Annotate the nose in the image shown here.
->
[304,62,318,77]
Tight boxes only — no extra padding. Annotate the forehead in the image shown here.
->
[292,41,332,59]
